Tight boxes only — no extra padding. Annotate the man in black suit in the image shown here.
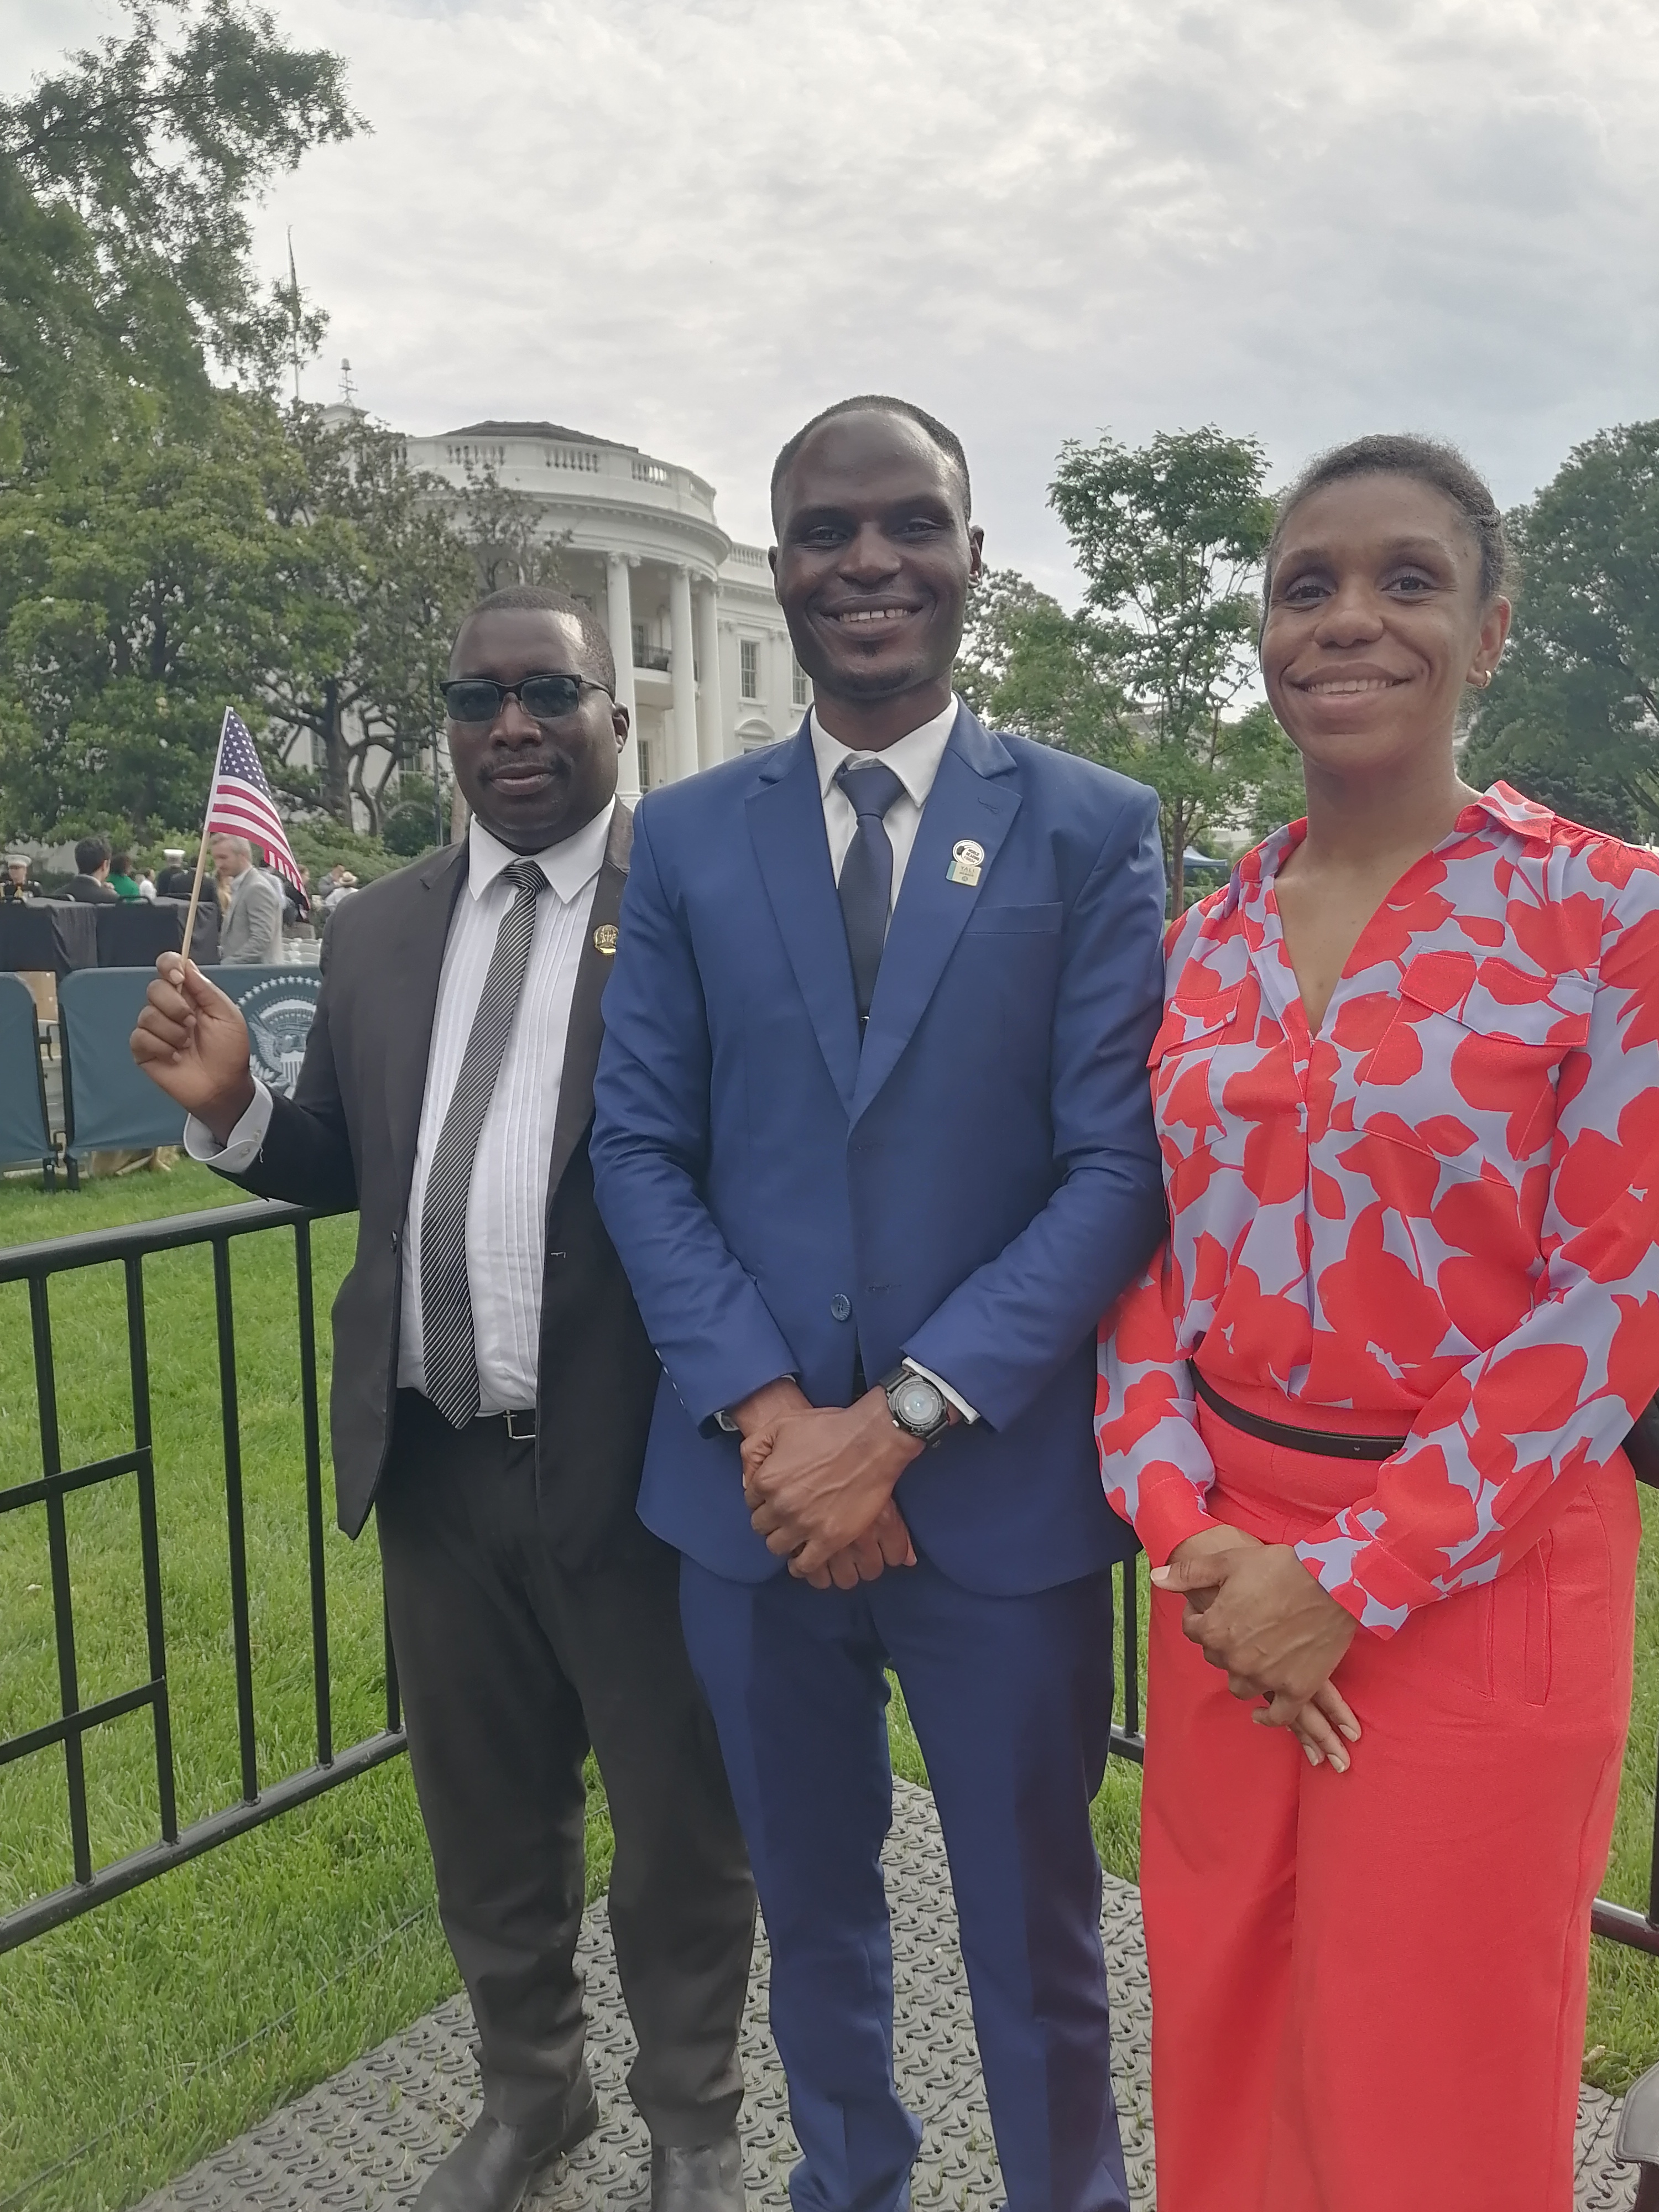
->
[132,586,755,2212]
[60,833,119,902]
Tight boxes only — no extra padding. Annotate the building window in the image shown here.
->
[740,639,760,701]
[792,656,808,708]
[632,622,647,667]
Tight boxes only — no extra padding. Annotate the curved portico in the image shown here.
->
[401,419,801,797]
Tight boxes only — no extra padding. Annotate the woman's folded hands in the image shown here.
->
[1155,1527,1362,1772]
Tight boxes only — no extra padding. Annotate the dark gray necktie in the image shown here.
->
[835,758,905,1022]
[420,856,545,1427]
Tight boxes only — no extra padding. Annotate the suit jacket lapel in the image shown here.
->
[746,725,862,1112]
[546,798,632,1202]
[385,842,468,1203]
[851,705,1022,1123]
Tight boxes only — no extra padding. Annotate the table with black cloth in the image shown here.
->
[0,901,99,976]
[95,896,219,968]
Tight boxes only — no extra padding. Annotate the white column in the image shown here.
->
[695,580,724,770]
[606,552,641,802]
[669,565,698,782]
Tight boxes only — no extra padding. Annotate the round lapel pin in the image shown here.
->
[593,923,618,955]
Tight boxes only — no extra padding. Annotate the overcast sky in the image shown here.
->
[13,0,1659,598]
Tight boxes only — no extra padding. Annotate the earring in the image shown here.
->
[1470,670,1493,689]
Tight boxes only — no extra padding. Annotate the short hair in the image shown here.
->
[770,395,972,525]
[457,585,616,695]
[75,834,109,874]
[110,851,132,875]
[210,832,251,857]
[1264,432,1512,608]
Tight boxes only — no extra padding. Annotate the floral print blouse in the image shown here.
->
[1095,784,1659,1634]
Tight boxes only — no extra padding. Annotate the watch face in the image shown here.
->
[893,1376,945,1432]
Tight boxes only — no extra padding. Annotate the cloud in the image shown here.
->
[11,0,1659,598]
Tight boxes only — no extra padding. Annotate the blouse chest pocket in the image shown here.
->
[1353,953,1594,1175]
[1148,983,1244,1107]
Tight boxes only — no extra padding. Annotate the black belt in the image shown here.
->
[478,1407,536,1442]
[1190,1368,1406,1462]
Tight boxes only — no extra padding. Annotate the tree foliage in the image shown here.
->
[1463,421,1659,839]
[257,410,478,833]
[0,395,484,844]
[1,1,362,473]
[461,461,571,596]
[0,388,301,833]
[957,438,1301,900]
[1048,426,1278,905]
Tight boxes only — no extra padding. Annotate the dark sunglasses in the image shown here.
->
[440,672,612,724]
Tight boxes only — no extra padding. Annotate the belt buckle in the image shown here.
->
[504,1408,537,1442]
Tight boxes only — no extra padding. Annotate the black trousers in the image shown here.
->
[375,1390,756,2140]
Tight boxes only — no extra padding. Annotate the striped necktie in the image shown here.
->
[419,856,545,1428]
[835,757,905,1022]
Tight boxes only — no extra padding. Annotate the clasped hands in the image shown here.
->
[732,1378,924,1590]
[1152,1527,1363,1773]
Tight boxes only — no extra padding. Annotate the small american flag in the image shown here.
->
[205,708,307,911]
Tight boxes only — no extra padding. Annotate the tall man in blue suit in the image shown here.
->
[591,398,1167,2212]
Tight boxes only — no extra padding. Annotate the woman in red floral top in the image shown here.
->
[1095,435,1659,2211]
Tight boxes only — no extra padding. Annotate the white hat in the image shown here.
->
[164,847,185,860]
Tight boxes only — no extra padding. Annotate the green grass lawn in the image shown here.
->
[0,1162,1654,2209]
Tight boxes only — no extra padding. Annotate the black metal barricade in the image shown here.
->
[0,1199,405,1955]
[0,1193,1653,1974]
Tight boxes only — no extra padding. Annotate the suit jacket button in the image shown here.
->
[830,1294,852,1322]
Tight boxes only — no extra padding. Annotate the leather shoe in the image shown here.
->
[650,2132,744,2212]
[414,2089,599,2211]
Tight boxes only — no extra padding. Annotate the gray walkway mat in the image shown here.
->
[139,1781,1637,2210]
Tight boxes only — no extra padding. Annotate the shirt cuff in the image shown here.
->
[1122,1469,1222,1568]
[902,1358,980,1425]
[184,1082,274,1172]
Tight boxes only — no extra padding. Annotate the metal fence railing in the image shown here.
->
[0,1200,405,1955]
[0,1197,1653,1972]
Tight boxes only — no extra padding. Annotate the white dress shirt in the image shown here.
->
[810,693,960,913]
[807,692,978,1425]
[187,804,615,1415]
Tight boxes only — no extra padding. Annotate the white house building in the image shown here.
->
[399,416,805,801]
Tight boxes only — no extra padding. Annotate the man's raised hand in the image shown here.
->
[129,954,256,1140]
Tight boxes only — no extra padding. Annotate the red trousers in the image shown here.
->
[1140,1397,1639,2212]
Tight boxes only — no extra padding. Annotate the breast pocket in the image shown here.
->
[1353,954,1594,1183]
[964,901,1063,936]
[1147,985,1243,1089]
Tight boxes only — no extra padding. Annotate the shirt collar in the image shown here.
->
[1231,779,1566,922]
[810,694,961,810]
[467,800,615,906]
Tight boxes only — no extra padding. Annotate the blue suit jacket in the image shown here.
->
[590,705,1168,1595]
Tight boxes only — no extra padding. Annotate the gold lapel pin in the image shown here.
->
[946,839,985,888]
[593,923,618,956]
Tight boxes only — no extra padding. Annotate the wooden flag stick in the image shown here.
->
[180,711,229,966]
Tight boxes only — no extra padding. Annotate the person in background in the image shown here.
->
[156,848,194,899]
[108,850,143,900]
[132,586,755,2212]
[1095,433,1659,2211]
[212,834,286,964]
[137,867,158,901]
[2,854,33,901]
[60,834,119,903]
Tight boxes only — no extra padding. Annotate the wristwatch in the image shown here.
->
[879,1363,953,1448]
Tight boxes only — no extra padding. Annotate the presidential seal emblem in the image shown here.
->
[946,838,985,888]
[593,923,618,956]
[234,974,321,1098]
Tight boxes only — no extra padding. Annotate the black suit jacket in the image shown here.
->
[60,874,119,904]
[222,804,658,1558]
